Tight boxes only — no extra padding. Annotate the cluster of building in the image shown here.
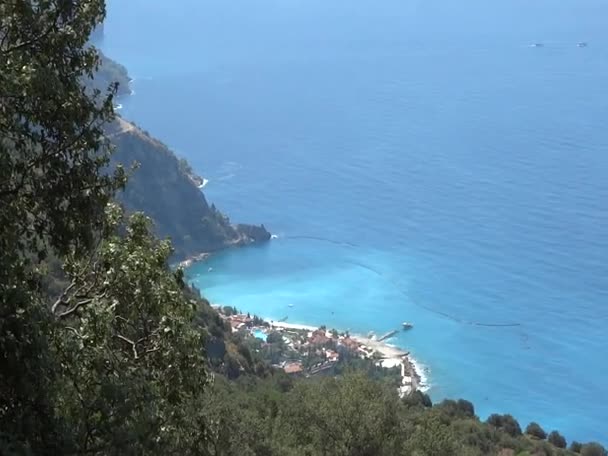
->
[217,310,421,394]
[221,313,379,373]
[225,313,253,331]
[273,327,360,377]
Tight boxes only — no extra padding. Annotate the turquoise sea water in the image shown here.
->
[101,0,608,442]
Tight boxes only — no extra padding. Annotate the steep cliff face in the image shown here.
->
[96,52,131,97]
[108,118,270,260]
[90,49,270,259]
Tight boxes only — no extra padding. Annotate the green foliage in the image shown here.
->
[266,331,284,344]
[0,4,210,451]
[52,209,211,453]
[0,0,125,259]
[526,422,548,440]
[403,390,433,408]
[223,305,239,316]
[487,414,523,437]
[252,314,266,326]
[437,399,476,419]
[333,356,402,386]
[581,442,607,456]
[570,441,584,453]
[275,374,405,456]
[0,1,122,452]
[548,431,567,449]
[198,370,596,456]
[405,411,462,456]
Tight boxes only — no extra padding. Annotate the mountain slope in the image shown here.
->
[108,118,270,260]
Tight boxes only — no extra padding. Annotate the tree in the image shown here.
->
[437,399,475,418]
[0,0,124,259]
[222,305,236,316]
[405,412,462,456]
[275,374,406,456]
[1,3,212,452]
[1,1,123,452]
[486,414,522,437]
[457,399,475,418]
[51,209,211,453]
[548,430,567,449]
[267,331,284,345]
[581,442,608,456]
[570,441,583,453]
[525,422,547,440]
[403,390,433,408]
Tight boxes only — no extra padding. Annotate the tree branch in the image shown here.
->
[115,334,139,359]
[52,280,77,313]
[57,298,94,319]
[64,326,84,339]
[2,8,62,55]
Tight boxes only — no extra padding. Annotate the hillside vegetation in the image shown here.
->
[0,2,605,455]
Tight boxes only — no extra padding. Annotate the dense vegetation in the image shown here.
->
[0,1,605,455]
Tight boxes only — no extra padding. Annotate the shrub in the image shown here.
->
[403,390,432,408]
[570,441,583,453]
[487,414,503,427]
[266,331,283,344]
[525,422,547,440]
[581,442,608,456]
[487,414,522,437]
[548,430,567,449]
[457,399,476,418]
[437,399,475,418]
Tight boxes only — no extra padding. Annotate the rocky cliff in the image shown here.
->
[91,50,270,260]
[107,118,270,260]
[96,52,131,97]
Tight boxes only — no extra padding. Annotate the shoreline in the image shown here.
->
[178,251,212,269]
[267,318,429,394]
[179,233,275,270]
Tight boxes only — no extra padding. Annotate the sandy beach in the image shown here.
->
[268,320,319,332]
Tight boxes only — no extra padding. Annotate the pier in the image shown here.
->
[377,330,398,342]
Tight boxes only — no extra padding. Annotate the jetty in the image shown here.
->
[377,330,398,342]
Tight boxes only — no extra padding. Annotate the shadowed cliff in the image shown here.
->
[107,118,270,260]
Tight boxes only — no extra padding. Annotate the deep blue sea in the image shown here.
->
[101,0,608,442]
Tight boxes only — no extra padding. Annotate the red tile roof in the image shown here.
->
[283,362,304,375]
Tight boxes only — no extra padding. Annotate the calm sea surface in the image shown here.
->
[102,0,608,442]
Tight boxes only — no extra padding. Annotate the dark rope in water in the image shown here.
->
[345,259,521,328]
[281,234,521,328]
[284,235,359,248]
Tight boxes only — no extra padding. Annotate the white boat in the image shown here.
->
[402,322,414,330]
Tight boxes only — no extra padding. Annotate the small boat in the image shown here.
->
[402,322,414,330]
[288,303,294,308]
[577,42,588,48]
[530,43,544,48]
